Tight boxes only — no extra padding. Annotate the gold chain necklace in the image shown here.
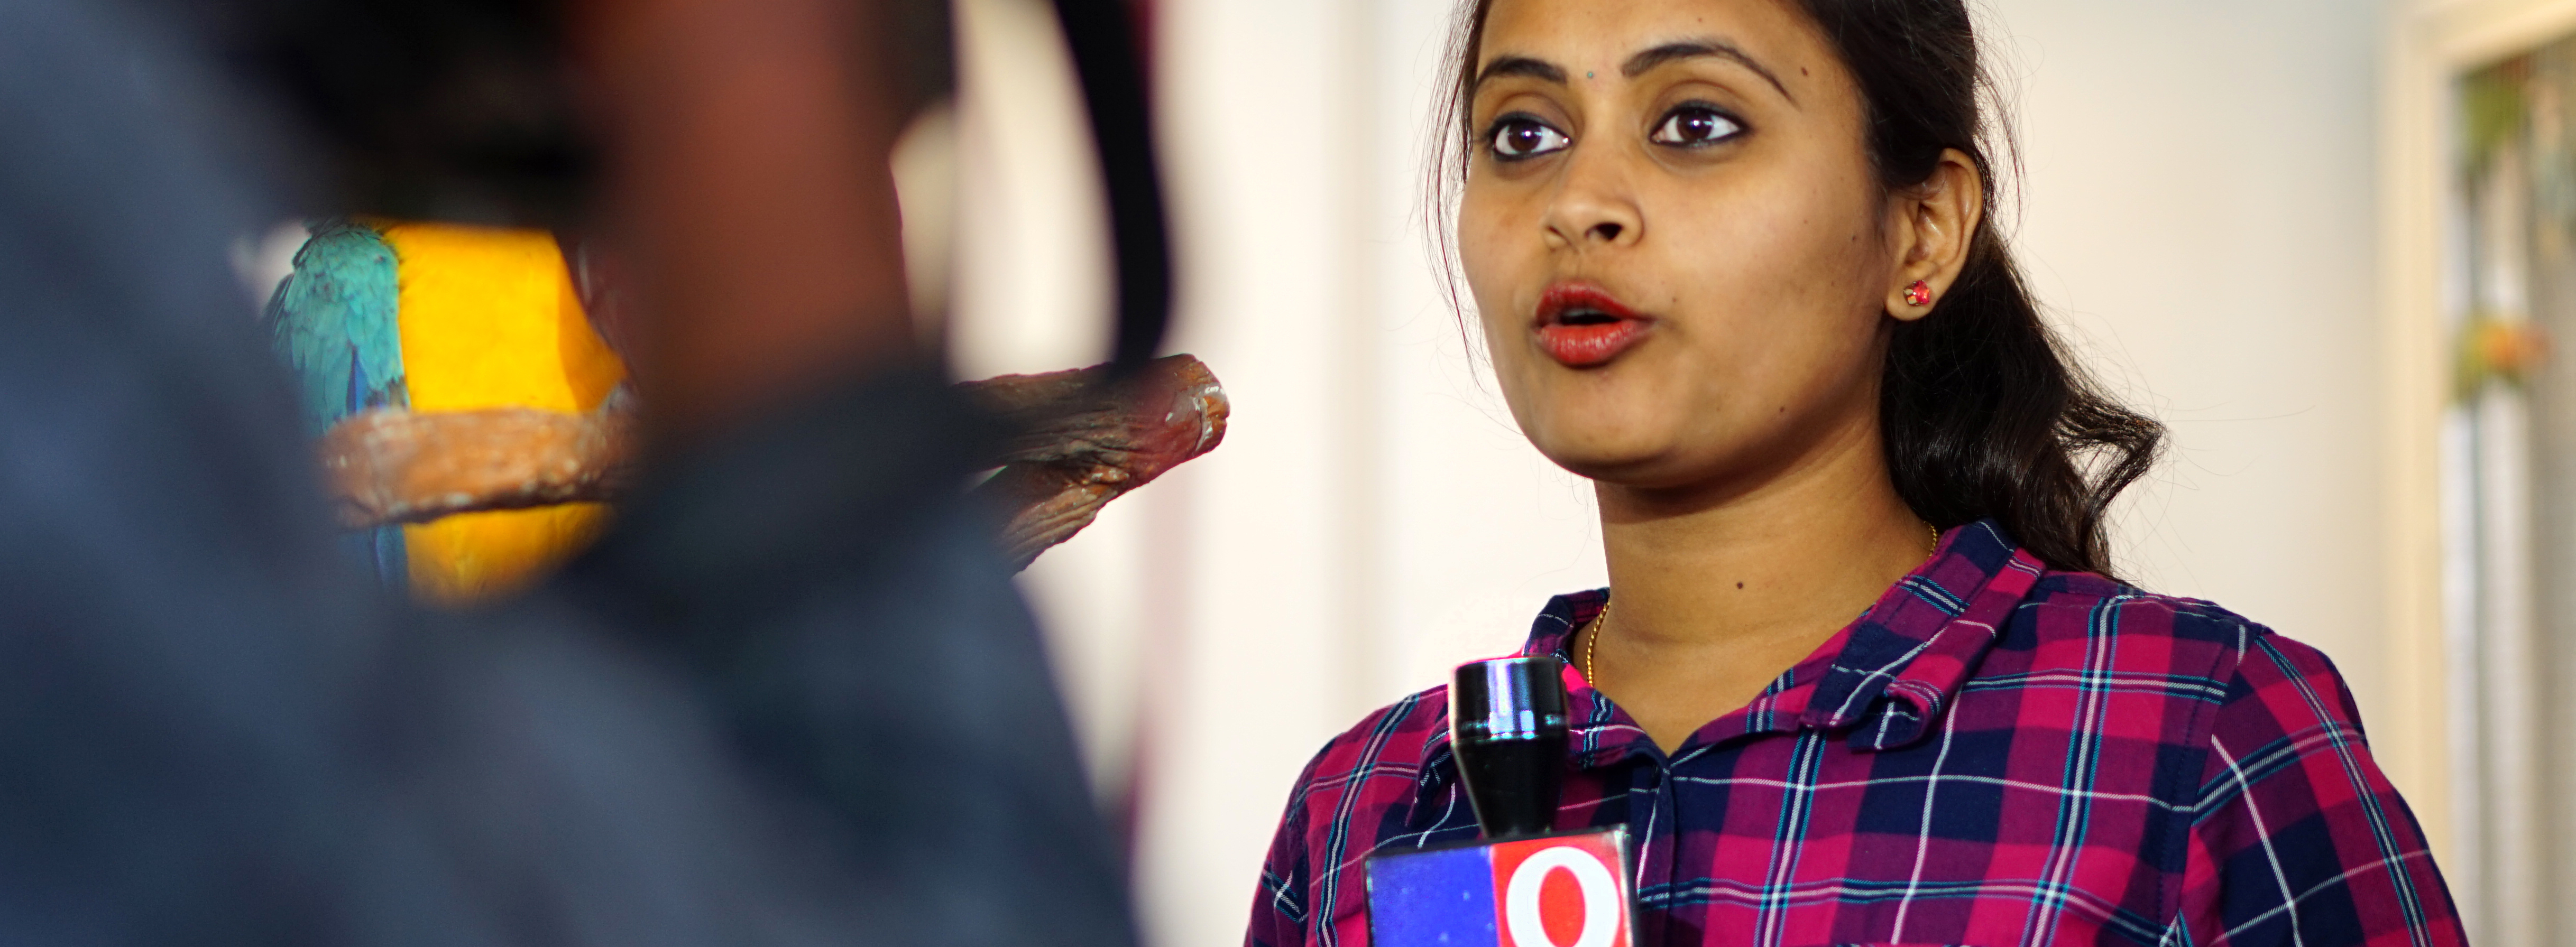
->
[1583,522,1942,692]
[1583,599,1611,688]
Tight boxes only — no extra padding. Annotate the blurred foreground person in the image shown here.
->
[0,0,1136,944]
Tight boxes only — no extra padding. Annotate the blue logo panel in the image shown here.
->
[1367,845,1498,947]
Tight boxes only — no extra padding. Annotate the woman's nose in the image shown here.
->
[1541,150,1643,250]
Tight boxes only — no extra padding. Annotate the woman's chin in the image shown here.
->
[1528,417,1784,494]
[1530,433,1688,485]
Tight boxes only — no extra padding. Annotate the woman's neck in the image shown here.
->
[1586,411,1931,750]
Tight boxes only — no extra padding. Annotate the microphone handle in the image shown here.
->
[1456,732,1567,838]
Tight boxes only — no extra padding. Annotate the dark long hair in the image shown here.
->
[1432,0,2161,577]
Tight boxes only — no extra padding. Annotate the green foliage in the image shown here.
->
[2462,59,2530,176]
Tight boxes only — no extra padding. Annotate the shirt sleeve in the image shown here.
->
[2175,632,2465,947]
[1247,750,1324,947]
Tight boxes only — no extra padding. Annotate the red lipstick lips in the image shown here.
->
[1534,283,1652,367]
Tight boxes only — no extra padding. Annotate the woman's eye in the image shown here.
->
[1649,106,1743,147]
[1488,117,1571,160]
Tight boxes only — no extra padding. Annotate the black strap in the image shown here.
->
[1048,0,1171,372]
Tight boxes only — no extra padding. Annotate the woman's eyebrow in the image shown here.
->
[1473,55,1568,90]
[1622,40,1793,103]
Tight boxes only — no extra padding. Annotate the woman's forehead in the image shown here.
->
[1477,0,1824,78]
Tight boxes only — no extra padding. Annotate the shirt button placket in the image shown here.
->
[1630,761,1681,946]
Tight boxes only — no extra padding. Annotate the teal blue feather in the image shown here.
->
[261,220,410,584]
[262,220,406,435]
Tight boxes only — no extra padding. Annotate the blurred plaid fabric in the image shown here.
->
[1249,521,2462,947]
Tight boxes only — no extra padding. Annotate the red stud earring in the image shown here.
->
[1903,280,1933,307]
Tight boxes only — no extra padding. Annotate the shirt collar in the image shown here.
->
[1425,518,2046,777]
[1795,519,2045,750]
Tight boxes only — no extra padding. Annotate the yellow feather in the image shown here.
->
[376,222,628,604]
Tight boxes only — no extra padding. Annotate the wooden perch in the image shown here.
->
[319,406,636,528]
[967,354,1230,570]
[316,354,1229,571]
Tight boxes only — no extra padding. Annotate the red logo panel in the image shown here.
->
[1487,833,1632,947]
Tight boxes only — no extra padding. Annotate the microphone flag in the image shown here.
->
[1365,828,1634,947]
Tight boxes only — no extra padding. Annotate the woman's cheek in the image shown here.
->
[1458,217,1535,374]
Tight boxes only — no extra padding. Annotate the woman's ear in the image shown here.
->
[1882,148,1985,321]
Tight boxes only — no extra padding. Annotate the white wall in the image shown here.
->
[1989,0,2391,718]
[944,2,2398,945]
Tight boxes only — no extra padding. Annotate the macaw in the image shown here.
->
[265,219,629,603]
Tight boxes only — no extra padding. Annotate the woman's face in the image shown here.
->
[1461,0,1909,494]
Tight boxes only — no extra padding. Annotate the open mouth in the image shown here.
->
[1534,283,1653,367]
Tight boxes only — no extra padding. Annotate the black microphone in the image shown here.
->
[1372,657,1633,946]
[1449,656,1570,840]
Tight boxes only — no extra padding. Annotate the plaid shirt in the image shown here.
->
[1247,521,2462,947]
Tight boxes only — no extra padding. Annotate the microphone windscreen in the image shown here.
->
[1450,657,1570,839]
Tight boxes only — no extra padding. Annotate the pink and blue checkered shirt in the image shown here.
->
[1247,521,2463,947]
